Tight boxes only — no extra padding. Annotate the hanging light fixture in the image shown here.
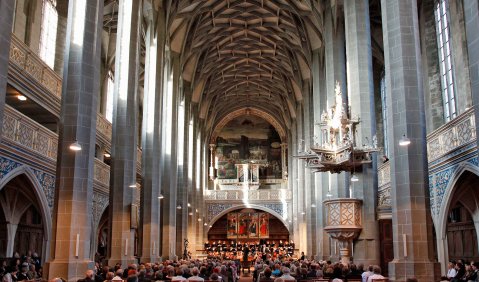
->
[326,191,332,198]
[69,140,82,151]
[399,134,411,146]
[351,173,359,182]
[17,95,27,101]
[129,183,137,188]
[311,203,316,208]
[158,193,164,199]
[177,204,182,210]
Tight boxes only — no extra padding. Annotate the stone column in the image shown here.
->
[54,0,68,76]
[381,0,440,280]
[463,0,479,152]
[312,50,330,260]
[160,54,179,259]
[209,144,216,180]
[344,0,380,267]
[140,5,165,263]
[5,223,18,257]
[0,0,15,141]
[45,1,103,280]
[107,0,141,266]
[280,143,288,180]
[324,3,348,200]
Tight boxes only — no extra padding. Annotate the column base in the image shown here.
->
[45,259,94,281]
[388,259,441,282]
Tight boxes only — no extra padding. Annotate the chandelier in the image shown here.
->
[297,82,380,173]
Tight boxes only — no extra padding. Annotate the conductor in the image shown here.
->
[242,245,250,273]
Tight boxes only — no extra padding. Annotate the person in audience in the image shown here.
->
[259,267,274,282]
[17,262,30,281]
[447,262,458,280]
[2,265,18,282]
[278,267,295,281]
[461,263,474,281]
[103,272,114,282]
[366,265,385,282]
[210,273,219,281]
[188,267,204,282]
[406,278,418,282]
[469,262,479,281]
[172,268,187,281]
[454,262,466,282]
[362,265,373,282]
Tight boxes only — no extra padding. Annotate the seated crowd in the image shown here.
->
[70,258,397,282]
[442,260,479,282]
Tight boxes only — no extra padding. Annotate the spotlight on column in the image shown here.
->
[69,140,82,151]
[399,134,411,146]
[187,203,191,207]
[351,174,359,182]
[311,203,316,208]
[129,183,137,188]
[204,222,208,226]
[104,153,111,158]
[301,211,306,215]
[198,218,202,222]
[188,212,193,216]
[177,204,182,210]
[158,193,164,199]
[326,191,332,198]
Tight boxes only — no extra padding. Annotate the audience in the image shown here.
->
[8,248,479,282]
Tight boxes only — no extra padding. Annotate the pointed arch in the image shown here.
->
[0,166,53,261]
[435,162,479,273]
[206,204,290,233]
[210,108,287,143]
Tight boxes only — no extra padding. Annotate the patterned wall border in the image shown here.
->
[92,191,109,226]
[429,155,478,216]
[206,202,286,222]
[0,156,56,211]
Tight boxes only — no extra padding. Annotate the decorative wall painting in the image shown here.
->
[227,212,269,238]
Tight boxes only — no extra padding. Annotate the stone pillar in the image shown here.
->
[312,50,330,260]
[324,3,348,200]
[139,5,165,263]
[107,0,141,266]
[463,0,479,153]
[160,54,179,259]
[209,144,216,180]
[381,0,440,280]
[0,0,15,141]
[5,223,18,257]
[176,96,189,257]
[344,0,380,267]
[280,143,288,180]
[45,1,103,280]
[54,0,68,76]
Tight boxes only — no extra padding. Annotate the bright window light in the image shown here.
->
[39,0,58,68]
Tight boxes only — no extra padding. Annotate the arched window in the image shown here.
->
[435,0,456,122]
[39,0,58,69]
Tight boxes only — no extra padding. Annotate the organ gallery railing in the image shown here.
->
[204,189,292,201]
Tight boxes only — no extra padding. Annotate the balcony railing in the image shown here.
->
[9,34,62,99]
[94,158,111,187]
[2,105,58,161]
[204,189,292,201]
[427,107,476,164]
[8,33,143,172]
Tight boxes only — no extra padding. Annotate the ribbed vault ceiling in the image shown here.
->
[169,0,323,136]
